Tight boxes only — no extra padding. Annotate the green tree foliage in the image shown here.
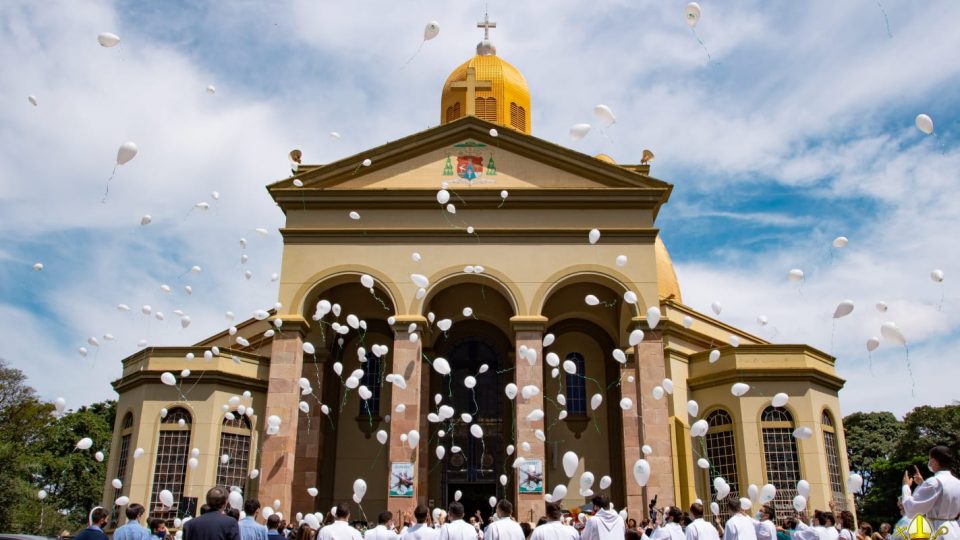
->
[842,411,904,491]
[0,359,115,535]
[893,404,960,467]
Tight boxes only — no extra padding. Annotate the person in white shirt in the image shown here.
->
[529,503,579,540]
[404,506,439,540]
[581,495,624,540]
[440,503,482,540]
[321,504,364,540]
[836,511,856,540]
[723,497,758,540]
[484,500,526,540]
[902,446,960,540]
[793,510,832,540]
[755,505,777,540]
[685,503,718,540]
[650,507,684,540]
[365,512,401,540]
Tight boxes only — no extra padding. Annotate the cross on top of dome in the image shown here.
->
[476,10,497,56]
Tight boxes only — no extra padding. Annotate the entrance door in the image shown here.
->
[438,337,505,522]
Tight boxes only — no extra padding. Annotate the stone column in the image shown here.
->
[386,317,426,504]
[634,327,676,518]
[511,316,548,523]
[621,334,644,515]
[259,317,309,514]
[291,349,329,514]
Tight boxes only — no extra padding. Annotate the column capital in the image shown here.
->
[274,315,311,336]
[390,315,429,333]
[509,315,549,333]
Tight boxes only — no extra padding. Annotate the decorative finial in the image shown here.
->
[476,8,497,56]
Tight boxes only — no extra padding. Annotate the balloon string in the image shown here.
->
[936,286,944,312]
[102,166,117,203]
[876,1,893,38]
[690,28,712,62]
[904,344,915,397]
[400,40,425,70]
[867,351,875,377]
[370,289,392,312]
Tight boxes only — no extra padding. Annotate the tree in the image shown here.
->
[893,403,960,468]
[842,411,903,491]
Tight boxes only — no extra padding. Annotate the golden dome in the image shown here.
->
[656,236,682,302]
[594,153,616,164]
[440,52,531,134]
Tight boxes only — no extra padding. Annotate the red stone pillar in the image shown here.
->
[259,318,310,514]
[634,328,676,517]
[291,350,328,514]
[621,334,644,515]
[511,316,547,523]
[386,317,425,504]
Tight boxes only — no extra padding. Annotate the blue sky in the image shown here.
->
[1,0,958,417]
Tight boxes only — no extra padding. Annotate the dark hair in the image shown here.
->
[335,503,351,519]
[840,510,855,530]
[520,522,532,539]
[689,503,704,519]
[226,508,240,521]
[497,499,514,516]
[267,514,281,530]
[414,505,429,523]
[536,517,547,527]
[825,513,835,526]
[545,503,562,520]
[244,499,261,516]
[762,504,776,522]
[199,504,212,515]
[378,512,393,525]
[448,502,465,519]
[859,522,873,536]
[627,518,638,528]
[126,503,146,520]
[149,518,166,532]
[930,446,954,469]
[206,487,228,510]
[814,510,830,527]
[91,507,110,525]
[296,523,314,540]
[626,531,642,540]
[726,496,742,514]
[665,507,682,523]
[592,494,610,510]
[785,518,799,530]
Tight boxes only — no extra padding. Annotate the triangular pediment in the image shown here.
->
[268,117,671,194]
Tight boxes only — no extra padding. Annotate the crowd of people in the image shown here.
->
[70,446,958,540]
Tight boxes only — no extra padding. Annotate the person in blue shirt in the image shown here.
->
[75,507,110,540]
[240,499,269,540]
[267,515,283,538]
[114,504,153,540]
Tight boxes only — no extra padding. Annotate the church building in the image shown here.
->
[103,18,853,527]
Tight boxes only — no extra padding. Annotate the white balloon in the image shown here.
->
[748,484,759,502]
[115,496,129,506]
[112,478,122,489]
[612,349,627,364]
[454,490,463,501]
[760,483,776,503]
[684,2,701,27]
[772,393,789,407]
[793,427,813,440]
[353,478,367,499]
[600,475,612,489]
[633,459,651,486]
[95,451,104,462]
[833,236,849,248]
[562,360,577,374]
[437,319,452,331]
[302,342,316,355]
[615,255,628,267]
[433,357,451,375]
[796,479,811,497]
[833,300,855,319]
[505,383,518,400]
[793,495,807,512]
[710,502,720,515]
[652,386,664,400]
[562,451,579,477]
[437,190,451,205]
[647,307,661,329]
[711,301,722,316]
[619,398,633,410]
[436,446,446,460]
[594,104,616,125]
[570,123,592,141]
[159,489,174,508]
[133,448,144,458]
[697,458,710,469]
[470,424,483,438]
[682,316,694,328]
[691,419,709,437]
[546,352,560,367]
[590,394,603,410]
[642,444,653,455]
[687,400,699,417]
[740,498,753,511]
[629,329,644,346]
[543,333,556,347]
[588,228,601,245]
[731,382,750,397]
[376,430,388,444]
[709,349,720,363]
[931,269,945,283]
[849,473,864,492]
[729,336,740,348]
[424,21,440,40]
[411,273,430,288]
[551,484,568,502]
[585,294,600,306]
[117,142,138,165]
[881,322,907,345]
[360,274,375,288]
[788,269,805,282]
[98,32,121,47]
[662,378,674,394]
[526,409,544,422]
[408,430,421,449]
[916,113,934,135]
[867,337,880,352]
[624,291,638,305]
[160,371,176,386]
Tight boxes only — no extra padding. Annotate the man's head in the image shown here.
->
[591,494,610,512]
[414,505,429,524]
[378,512,393,526]
[496,499,514,518]
[149,518,167,534]
[725,497,741,515]
[761,505,776,522]
[335,503,351,520]
[545,503,562,522]
[448,502,465,520]
[626,531,642,540]
[930,445,953,472]
[206,487,228,511]
[126,503,146,521]
[814,510,830,527]
[267,514,281,531]
[665,507,682,524]
[90,507,109,528]
[825,513,835,527]
[689,503,704,519]
[244,499,261,516]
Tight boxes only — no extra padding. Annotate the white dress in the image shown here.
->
[484,518,526,540]
[321,521,364,540]
[366,526,401,540]
[440,520,482,540]
[724,514,758,540]
[651,523,685,540]
[685,518,719,540]
[530,521,580,540]
[755,520,777,540]
[902,470,960,540]
[404,524,439,540]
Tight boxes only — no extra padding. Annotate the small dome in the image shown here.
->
[440,53,531,134]
[594,154,616,164]
[656,236,682,302]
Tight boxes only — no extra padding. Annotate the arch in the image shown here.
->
[415,267,522,316]
[700,407,740,520]
[151,406,193,524]
[161,407,192,424]
[111,410,137,525]
[759,406,801,517]
[121,411,135,429]
[821,409,846,509]
[290,267,402,321]
[216,410,253,492]
[532,267,643,316]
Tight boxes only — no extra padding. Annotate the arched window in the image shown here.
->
[111,412,135,525]
[359,353,382,417]
[822,411,846,509]
[564,353,587,416]
[475,97,497,122]
[510,103,526,132]
[150,407,192,524]
[446,102,462,123]
[761,406,801,516]
[702,409,739,520]
[216,414,252,493]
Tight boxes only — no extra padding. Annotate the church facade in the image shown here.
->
[103,24,853,527]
